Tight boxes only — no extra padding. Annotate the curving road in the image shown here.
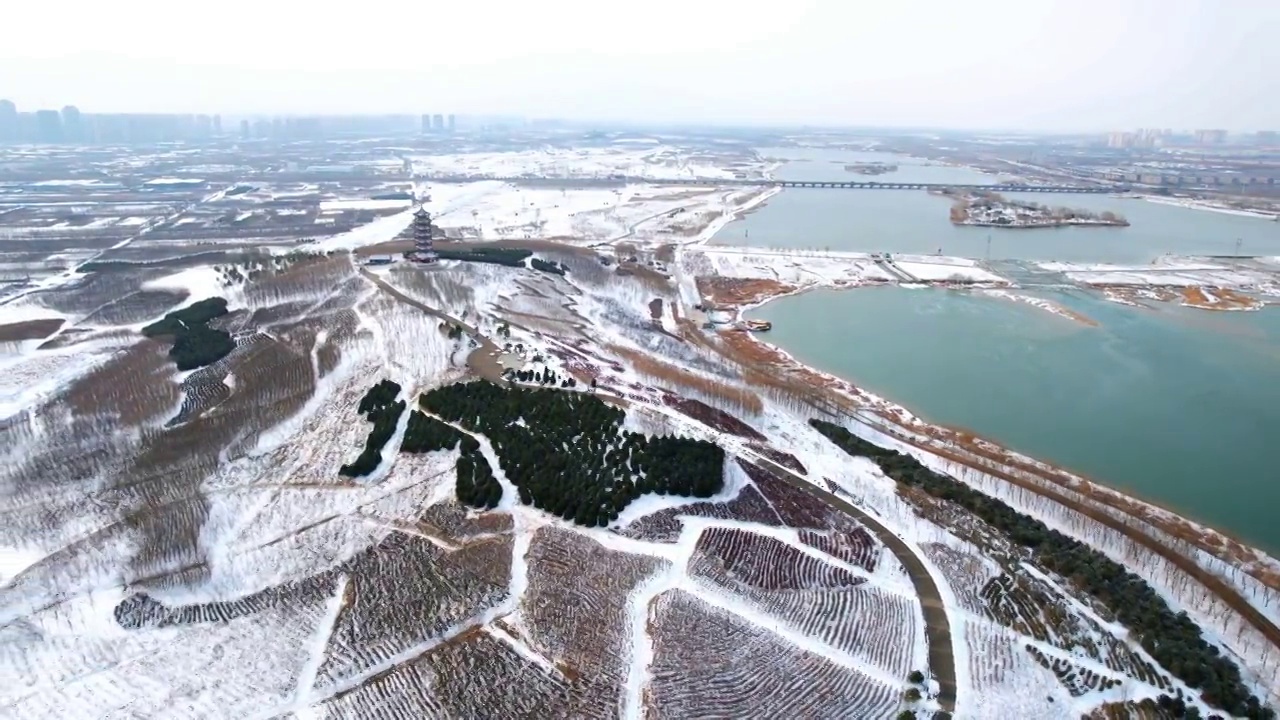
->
[746,454,958,714]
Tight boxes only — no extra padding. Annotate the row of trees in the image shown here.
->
[503,367,578,388]
[400,410,501,507]
[456,447,502,509]
[420,380,723,527]
[809,419,1272,720]
[434,247,532,267]
[402,410,470,454]
[530,258,568,275]
[141,297,235,370]
[339,380,406,478]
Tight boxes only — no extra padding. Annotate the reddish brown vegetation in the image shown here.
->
[64,342,183,427]
[0,318,64,342]
[618,484,783,543]
[544,345,604,384]
[747,442,807,474]
[1180,286,1264,311]
[696,277,796,307]
[798,529,878,572]
[691,527,863,591]
[567,339,624,373]
[415,500,514,542]
[738,460,841,529]
[522,527,666,717]
[607,344,764,415]
[661,394,766,440]
[648,590,899,719]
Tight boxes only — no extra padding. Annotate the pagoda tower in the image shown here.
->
[409,204,438,264]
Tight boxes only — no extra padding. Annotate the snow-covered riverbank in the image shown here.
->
[1139,195,1280,221]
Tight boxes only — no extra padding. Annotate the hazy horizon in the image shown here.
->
[3,0,1278,133]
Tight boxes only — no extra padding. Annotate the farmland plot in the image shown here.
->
[798,527,879,573]
[311,533,513,687]
[79,289,189,326]
[689,526,864,592]
[315,631,579,720]
[649,589,898,719]
[739,459,870,535]
[520,526,670,718]
[922,541,1001,614]
[424,630,585,719]
[617,483,782,543]
[686,526,918,679]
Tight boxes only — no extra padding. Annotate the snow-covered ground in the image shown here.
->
[1141,195,1280,220]
[317,199,412,212]
[5,138,1279,717]
[1038,257,1280,294]
[3,247,1278,719]
[685,246,1010,292]
[890,255,1008,284]
[689,246,892,287]
[411,181,767,246]
[304,207,417,253]
[409,145,754,182]
[140,266,240,311]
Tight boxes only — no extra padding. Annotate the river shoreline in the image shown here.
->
[1139,195,1280,221]
[723,279,1280,586]
[953,219,1130,229]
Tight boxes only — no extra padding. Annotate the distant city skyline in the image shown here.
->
[2,0,1278,133]
[3,98,1279,146]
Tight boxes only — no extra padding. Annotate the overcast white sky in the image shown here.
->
[2,0,1277,131]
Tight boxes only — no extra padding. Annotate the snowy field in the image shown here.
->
[3,139,1278,718]
[1038,257,1280,297]
[1,248,1277,719]
[301,180,776,249]
[409,145,755,182]
[684,246,1009,291]
[429,183,773,245]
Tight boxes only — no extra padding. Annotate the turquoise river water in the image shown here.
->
[733,148,1280,554]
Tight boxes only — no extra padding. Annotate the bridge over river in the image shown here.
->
[419,174,1120,194]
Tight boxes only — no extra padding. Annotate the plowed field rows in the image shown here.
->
[649,590,898,719]
[313,534,512,686]
[618,484,782,542]
[689,526,862,591]
[522,526,668,717]
[739,459,867,534]
[798,528,879,572]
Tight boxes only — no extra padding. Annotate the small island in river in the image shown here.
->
[943,190,1130,228]
[843,162,897,175]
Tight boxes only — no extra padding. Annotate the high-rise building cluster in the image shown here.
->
[0,99,463,144]
[1102,128,1280,149]
[235,115,423,140]
[1193,129,1229,145]
[1106,128,1172,149]
[0,100,228,144]
[420,113,457,134]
